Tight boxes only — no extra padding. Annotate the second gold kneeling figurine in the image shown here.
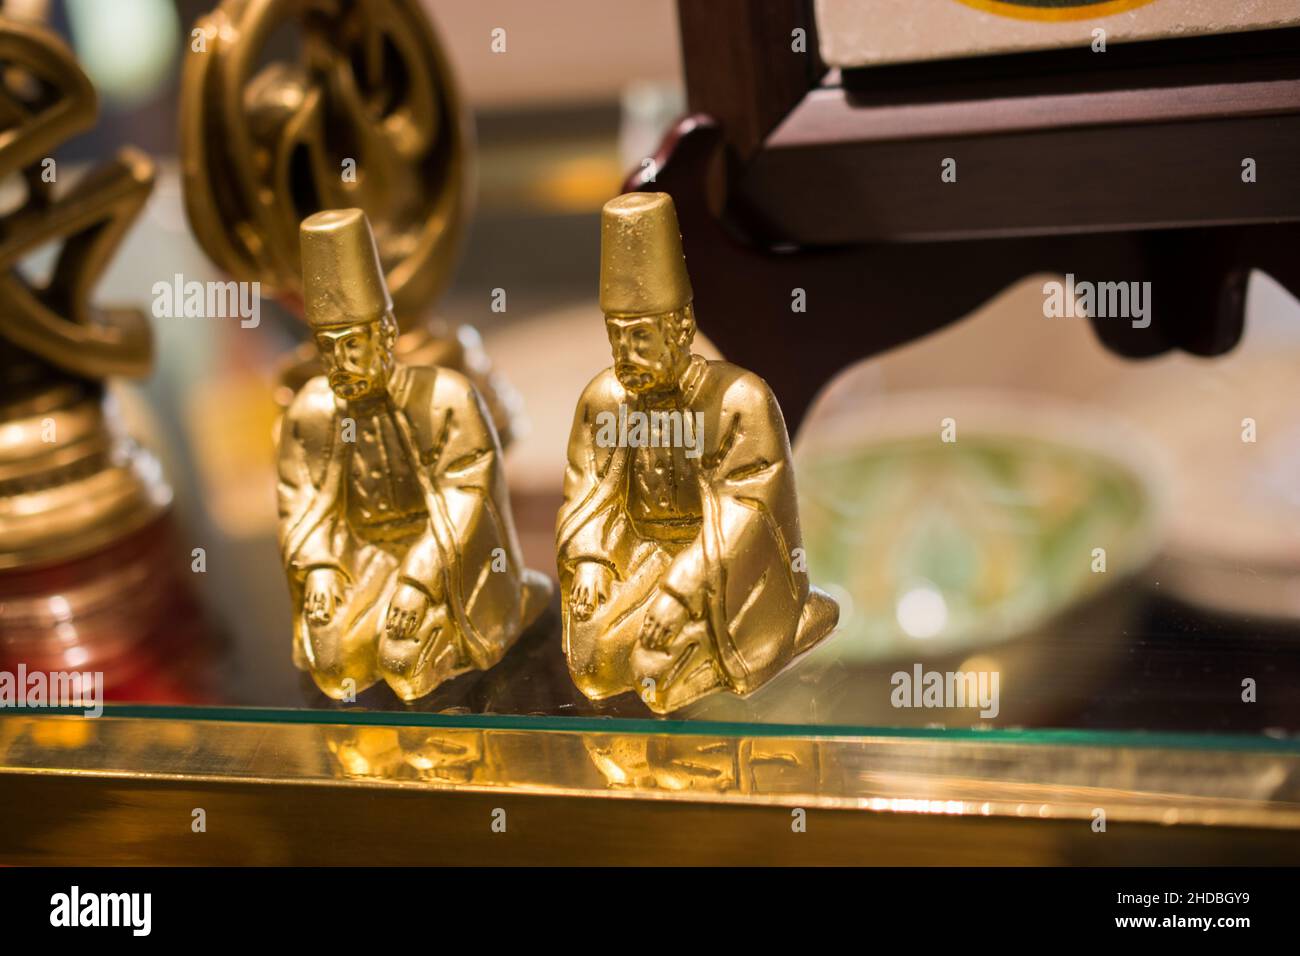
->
[277,209,550,702]
[557,192,839,713]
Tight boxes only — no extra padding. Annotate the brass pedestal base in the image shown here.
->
[0,380,170,571]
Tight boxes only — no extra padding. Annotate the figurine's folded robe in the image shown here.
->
[278,365,531,683]
[557,355,837,704]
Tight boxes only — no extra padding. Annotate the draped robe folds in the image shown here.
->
[277,365,535,697]
[557,355,838,710]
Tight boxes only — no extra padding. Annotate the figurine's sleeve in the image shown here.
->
[660,375,793,615]
[397,371,501,596]
[556,374,621,577]
[276,383,343,577]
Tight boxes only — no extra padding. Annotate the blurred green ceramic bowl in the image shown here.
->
[795,391,1166,664]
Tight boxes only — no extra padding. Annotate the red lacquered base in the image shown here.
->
[0,511,223,705]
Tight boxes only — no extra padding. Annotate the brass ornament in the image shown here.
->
[180,0,519,441]
[181,0,465,316]
[0,15,169,569]
[557,193,840,714]
[277,209,550,701]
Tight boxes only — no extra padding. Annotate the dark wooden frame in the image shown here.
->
[640,2,1300,431]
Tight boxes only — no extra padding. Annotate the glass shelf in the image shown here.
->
[5,178,1300,744]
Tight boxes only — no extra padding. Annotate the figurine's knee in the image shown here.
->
[308,655,377,700]
[310,668,357,700]
[377,604,459,701]
[567,655,627,701]
[566,624,635,700]
[305,624,377,700]
[631,624,723,713]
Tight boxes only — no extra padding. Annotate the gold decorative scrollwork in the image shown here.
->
[0,15,168,569]
[180,0,469,324]
[0,16,155,383]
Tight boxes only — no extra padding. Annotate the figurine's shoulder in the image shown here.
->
[577,367,625,408]
[699,359,776,407]
[399,364,487,428]
[402,363,479,410]
[285,375,338,424]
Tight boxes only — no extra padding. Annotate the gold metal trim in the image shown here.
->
[2,715,1298,825]
[4,713,1298,863]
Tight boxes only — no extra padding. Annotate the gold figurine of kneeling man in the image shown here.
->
[277,209,550,701]
[557,192,839,714]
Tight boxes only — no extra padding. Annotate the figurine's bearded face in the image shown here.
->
[316,314,397,400]
[606,306,694,395]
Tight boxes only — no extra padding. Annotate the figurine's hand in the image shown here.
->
[385,584,430,641]
[304,568,346,626]
[639,589,689,650]
[570,562,612,621]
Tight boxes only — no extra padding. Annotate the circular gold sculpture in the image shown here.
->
[180,0,468,319]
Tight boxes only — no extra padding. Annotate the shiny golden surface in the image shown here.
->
[599,192,694,317]
[0,16,168,569]
[4,713,1300,864]
[180,0,519,442]
[5,713,1298,823]
[557,193,839,713]
[0,384,170,570]
[278,209,550,701]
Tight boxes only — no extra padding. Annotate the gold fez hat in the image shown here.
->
[599,192,693,316]
[300,208,393,329]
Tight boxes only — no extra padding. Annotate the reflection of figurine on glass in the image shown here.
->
[277,209,549,702]
[556,192,839,714]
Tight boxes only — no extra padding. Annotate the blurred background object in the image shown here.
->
[64,0,180,107]
[0,7,218,701]
[815,0,1300,67]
